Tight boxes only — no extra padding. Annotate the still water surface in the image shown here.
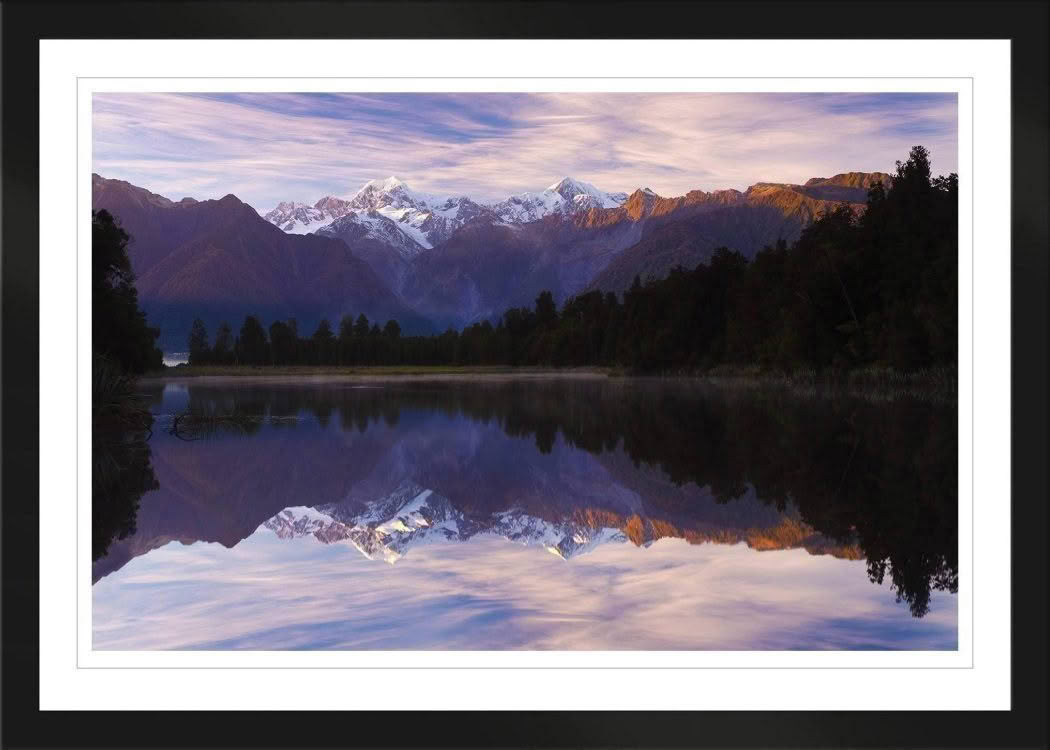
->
[92,375,958,650]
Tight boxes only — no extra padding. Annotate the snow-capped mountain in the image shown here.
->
[345,176,432,215]
[265,176,493,257]
[261,198,354,234]
[334,176,494,254]
[261,201,323,234]
[342,176,445,251]
[263,175,629,251]
[490,177,629,223]
[260,481,628,564]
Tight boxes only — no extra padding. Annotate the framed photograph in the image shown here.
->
[3,1,1046,747]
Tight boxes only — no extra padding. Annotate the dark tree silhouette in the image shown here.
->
[236,315,269,365]
[187,318,210,365]
[269,320,296,365]
[312,319,336,365]
[92,210,163,559]
[535,290,558,329]
[337,314,356,364]
[92,209,162,373]
[212,321,234,365]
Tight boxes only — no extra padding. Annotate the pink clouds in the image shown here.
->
[92,92,957,213]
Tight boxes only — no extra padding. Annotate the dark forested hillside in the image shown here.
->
[585,176,879,294]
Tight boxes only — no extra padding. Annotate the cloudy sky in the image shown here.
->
[93,92,958,212]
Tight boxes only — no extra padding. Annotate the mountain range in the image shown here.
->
[92,170,891,349]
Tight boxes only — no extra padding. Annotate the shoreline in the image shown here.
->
[143,363,956,398]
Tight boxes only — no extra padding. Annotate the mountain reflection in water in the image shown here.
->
[92,375,958,650]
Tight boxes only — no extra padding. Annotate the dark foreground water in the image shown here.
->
[92,375,958,650]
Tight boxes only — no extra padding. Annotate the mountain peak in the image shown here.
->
[313,195,350,212]
[547,176,587,192]
[626,186,660,200]
[546,177,610,203]
[349,176,430,209]
[622,187,662,220]
[365,175,409,193]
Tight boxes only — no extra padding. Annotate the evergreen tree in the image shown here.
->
[535,290,558,329]
[312,319,335,365]
[212,321,234,365]
[236,315,269,365]
[269,320,295,365]
[187,318,210,365]
[338,314,355,364]
[92,209,162,373]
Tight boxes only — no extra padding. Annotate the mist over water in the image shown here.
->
[92,375,958,650]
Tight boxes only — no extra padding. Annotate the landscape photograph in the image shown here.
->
[91,91,959,651]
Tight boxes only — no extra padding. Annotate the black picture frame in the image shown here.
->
[2,2,1046,748]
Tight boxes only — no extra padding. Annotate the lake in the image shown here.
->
[92,374,958,650]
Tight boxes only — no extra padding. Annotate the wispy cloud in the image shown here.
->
[92,92,958,212]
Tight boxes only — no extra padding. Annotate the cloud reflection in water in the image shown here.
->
[93,531,956,650]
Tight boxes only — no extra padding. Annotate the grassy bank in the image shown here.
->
[144,364,615,378]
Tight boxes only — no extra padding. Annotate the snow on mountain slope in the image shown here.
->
[490,177,629,223]
[267,176,495,255]
[318,210,430,259]
[261,197,354,234]
[487,509,628,560]
[261,201,324,234]
[265,176,629,249]
[259,484,628,564]
[347,176,434,214]
[264,506,339,538]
